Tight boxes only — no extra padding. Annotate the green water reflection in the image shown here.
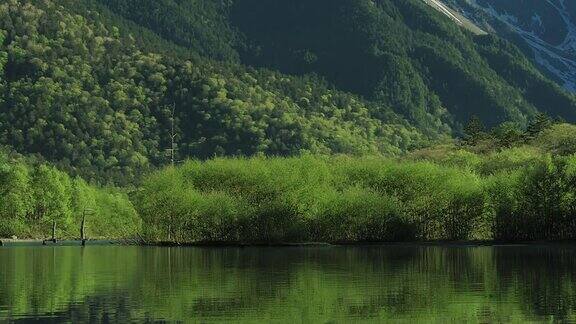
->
[0,245,575,323]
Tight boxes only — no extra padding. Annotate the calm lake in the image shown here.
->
[0,245,575,323]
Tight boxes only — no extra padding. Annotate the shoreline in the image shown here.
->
[3,238,576,248]
[0,239,134,247]
[149,240,576,248]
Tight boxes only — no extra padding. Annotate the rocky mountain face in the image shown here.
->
[441,0,576,92]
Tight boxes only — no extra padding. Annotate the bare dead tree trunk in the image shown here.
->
[168,103,177,167]
[52,220,57,243]
[81,210,87,246]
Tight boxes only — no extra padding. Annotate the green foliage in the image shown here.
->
[533,124,576,155]
[1,0,575,243]
[98,0,576,129]
[0,149,140,238]
[526,112,553,139]
[0,0,427,184]
[136,127,576,243]
[475,35,576,121]
[475,146,541,176]
[488,156,576,240]
[463,115,486,144]
[312,187,410,242]
[97,0,239,61]
[0,30,6,73]
[134,156,484,243]
[490,122,523,148]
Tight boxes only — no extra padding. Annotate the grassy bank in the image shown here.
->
[0,149,141,239]
[134,125,576,243]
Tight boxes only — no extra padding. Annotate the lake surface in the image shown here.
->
[0,245,575,323]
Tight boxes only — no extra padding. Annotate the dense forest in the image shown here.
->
[98,0,576,128]
[1,0,576,242]
[0,0,430,184]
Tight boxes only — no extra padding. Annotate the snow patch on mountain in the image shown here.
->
[423,0,487,35]
[425,0,464,25]
[441,0,576,92]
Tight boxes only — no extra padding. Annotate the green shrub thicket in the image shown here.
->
[135,123,576,243]
[0,150,140,238]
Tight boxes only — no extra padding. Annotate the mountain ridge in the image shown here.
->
[442,0,576,92]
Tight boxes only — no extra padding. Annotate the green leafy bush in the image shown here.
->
[0,150,140,238]
[136,156,488,243]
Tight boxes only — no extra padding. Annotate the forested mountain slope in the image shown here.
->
[0,0,425,184]
[99,0,576,129]
[1,0,575,185]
